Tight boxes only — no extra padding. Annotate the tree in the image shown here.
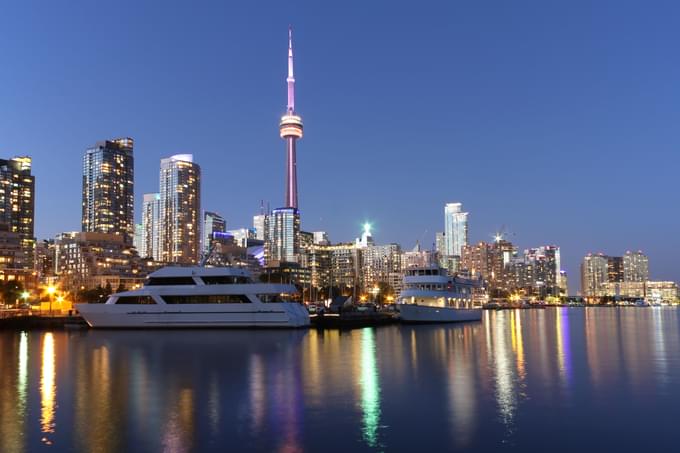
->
[0,280,24,306]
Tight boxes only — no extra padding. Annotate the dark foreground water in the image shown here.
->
[1,307,679,452]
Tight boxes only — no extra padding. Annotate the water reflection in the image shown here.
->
[446,324,477,448]
[40,332,56,445]
[555,307,572,388]
[359,328,381,448]
[491,312,517,434]
[1,309,680,452]
[162,388,194,453]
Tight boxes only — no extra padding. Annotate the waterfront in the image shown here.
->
[0,308,679,452]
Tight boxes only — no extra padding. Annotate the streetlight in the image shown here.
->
[46,286,56,316]
[370,286,380,303]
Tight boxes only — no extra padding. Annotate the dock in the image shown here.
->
[0,315,88,330]
[310,312,398,329]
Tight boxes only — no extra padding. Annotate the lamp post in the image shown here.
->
[370,286,380,304]
[20,291,30,311]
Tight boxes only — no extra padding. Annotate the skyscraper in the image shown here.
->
[444,203,468,256]
[82,138,134,243]
[203,211,226,255]
[253,214,266,241]
[0,156,35,267]
[623,250,649,282]
[581,254,608,297]
[159,154,201,264]
[280,26,303,209]
[265,207,300,263]
[141,193,161,260]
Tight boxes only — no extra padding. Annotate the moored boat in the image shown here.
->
[396,265,482,323]
[76,266,310,328]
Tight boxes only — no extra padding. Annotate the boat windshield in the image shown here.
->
[145,277,196,286]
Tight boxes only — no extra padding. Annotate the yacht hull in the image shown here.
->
[76,303,310,328]
[398,304,482,323]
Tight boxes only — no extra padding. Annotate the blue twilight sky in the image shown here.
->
[1,0,679,293]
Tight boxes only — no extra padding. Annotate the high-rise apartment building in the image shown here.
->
[524,246,561,296]
[361,243,403,294]
[81,138,134,243]
[265,207,300,264]
[444,203,468,257]
[623,251,649,282]
[503,245,561,297]
[159,154,201,264]
[0,156,35,270]
[203,211,226,255]
[140,193,161,260]
[581,254,608,297]
[253,214,266,241]
[461,242,493,279]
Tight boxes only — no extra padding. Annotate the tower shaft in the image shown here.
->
[285,137,298,209]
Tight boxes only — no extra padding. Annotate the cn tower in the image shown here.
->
[279,26,303,209]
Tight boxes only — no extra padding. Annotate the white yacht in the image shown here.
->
[396,266,482,323]
[76,267,310,328]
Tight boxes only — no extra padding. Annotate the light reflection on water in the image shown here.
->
[359,328,381,448]
[40,333,56,445]
[1,308,680,452]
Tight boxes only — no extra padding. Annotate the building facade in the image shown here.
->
[0,156,35,272]
[607,256,624,282]
[581,254,609,297]
[159,154,201,264]
[264,208,300,264]
[444,203,468,257]
[81,138,134,243]
[140,193,161,260]
[54,232,154,291]
[361,243,403,294]
[253,214,266,241]
[203,211,226,255]
[623,251,649,282]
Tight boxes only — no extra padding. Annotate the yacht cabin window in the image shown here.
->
[115,296,156,305]
[258,294,297,303]
[201,276,251,285]
[161,295,251,304]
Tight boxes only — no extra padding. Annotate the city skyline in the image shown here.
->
[1,2,679,292]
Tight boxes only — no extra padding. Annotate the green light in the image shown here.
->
[360,328,381,447]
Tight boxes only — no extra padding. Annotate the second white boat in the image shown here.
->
[396,265,482,323]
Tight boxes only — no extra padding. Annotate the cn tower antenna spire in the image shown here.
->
[287,25,295,113]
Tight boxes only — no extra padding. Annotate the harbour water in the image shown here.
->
[0,307,679,452]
